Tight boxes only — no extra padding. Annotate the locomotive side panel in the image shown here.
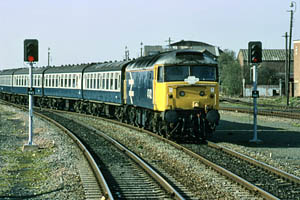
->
[125,70,154,109]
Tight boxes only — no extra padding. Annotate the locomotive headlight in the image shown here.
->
[179,91,185,97]
[210,93,215,98]
[199,91,205,96]
[193,101,200,108]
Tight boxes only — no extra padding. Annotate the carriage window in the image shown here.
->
[50,75,52,87]
[68,74,71,88]
[72,74,76,88]
[90,74,94,89]
[87,74,90,89]
[93,74,97,89]
[61,75,64,87]
[118,74,121,90]
[45,75,47,87]
[64,74,67,87]
[52,75,55,87]
[52,75,54,87]
[55,75,58,87]
[106,73,109,90]
[102,73,105,89]
[114,73,118,90]
[97,74,100,89]
[110,73,114,90]
[75,75,78,88]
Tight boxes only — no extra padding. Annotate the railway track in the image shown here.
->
[37,110,186,200]
[53,110,299,199]
[220,106,300,119]
[75,112,300,199]
[220,97,300,111]
[220,97,300,119]
[180,142,300,200]
[2,99,300,199]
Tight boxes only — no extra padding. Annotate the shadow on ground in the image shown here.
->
[210,119,300,148]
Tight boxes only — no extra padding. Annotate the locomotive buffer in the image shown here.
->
[23,39,39,151]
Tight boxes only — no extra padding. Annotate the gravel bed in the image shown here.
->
[0,103,86,200]
[213,110,300,178]
[65,113,263,199]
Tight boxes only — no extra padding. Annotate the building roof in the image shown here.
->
[239,49,294,61]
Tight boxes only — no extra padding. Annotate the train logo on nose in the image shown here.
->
[128,72,134,104]
[184,76,199,85]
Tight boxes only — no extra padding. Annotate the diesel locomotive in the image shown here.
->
[0,49,220,140]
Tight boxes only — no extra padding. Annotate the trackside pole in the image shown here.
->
[28,62,34,145]
[250,65,262,143]
[23,61,38,151]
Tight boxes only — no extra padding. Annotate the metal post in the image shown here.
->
[250,65,262,143]
[287,1,296,105]
[140,42,143,57]
[48,47,50,66]
[287,9,293,105]
[284,32,288,97]
[279,79,282,96]
[28,62,34,145]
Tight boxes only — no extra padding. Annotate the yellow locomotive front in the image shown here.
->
[153,50,220,140]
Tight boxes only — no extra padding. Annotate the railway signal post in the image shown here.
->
[23,39,39,151]
[248,41,262,143]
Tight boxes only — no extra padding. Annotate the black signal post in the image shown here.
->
[248,41,262,144]
[23,39,39,151]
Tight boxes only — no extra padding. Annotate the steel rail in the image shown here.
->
[0,99,288,199]
[220,106,300,119]
[0,99,114,200]
[33,111,114,200]
[207,141,300,185]
[142,132,279,200]
[72,119,185,200]
[73,113,279,200]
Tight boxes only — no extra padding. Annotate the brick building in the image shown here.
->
[237,49,294,96]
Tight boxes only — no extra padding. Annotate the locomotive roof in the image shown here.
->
[126,49,218,71]
[84,60,130,72]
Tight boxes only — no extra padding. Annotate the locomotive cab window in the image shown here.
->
[163,65,217,82]
[157,67,164,82]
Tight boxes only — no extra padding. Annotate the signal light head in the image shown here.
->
[24,39,38,62]
[248,41,262,64]
[28,56,34,62]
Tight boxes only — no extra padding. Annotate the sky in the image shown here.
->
[0,0,299,70]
